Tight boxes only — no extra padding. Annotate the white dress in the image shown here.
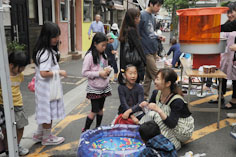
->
[35,50,65,124]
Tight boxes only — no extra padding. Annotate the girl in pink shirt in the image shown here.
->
[82,32,112,132]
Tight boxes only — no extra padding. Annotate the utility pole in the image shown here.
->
[0,0,19,156]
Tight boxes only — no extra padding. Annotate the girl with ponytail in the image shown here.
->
[139,68,194,150]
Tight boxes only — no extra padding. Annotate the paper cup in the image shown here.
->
[210,65,216,73]
[203,65,210,73]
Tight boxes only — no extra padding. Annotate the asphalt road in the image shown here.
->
[2,32,236,156]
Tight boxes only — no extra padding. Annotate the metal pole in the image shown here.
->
[0,0,19,156]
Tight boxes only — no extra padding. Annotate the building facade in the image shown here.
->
[3,0,126,62]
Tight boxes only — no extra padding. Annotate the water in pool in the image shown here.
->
[91,137,143,151]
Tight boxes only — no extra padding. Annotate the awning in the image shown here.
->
[113,3,124,10]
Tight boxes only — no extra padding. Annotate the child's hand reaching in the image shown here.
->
[122,109,132,119]
[158,35,166,42]
[104,66,112,76]
[148,103,162,113]
[139,101,149,108]
[99,70,108,78]
[130,115,139,124]
[112,50,118,55]
[230,44,236,51]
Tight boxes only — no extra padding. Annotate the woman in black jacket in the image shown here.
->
[119,8,146,82]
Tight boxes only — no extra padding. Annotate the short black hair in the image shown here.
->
[227,2,236,13]
[8,51,28,68]
[139,120,161,142]
[148,0,164,7]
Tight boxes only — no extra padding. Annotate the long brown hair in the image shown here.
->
[119,8,140,42]
[157,68,183,96]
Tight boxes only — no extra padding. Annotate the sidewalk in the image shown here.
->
[19,58,88,154]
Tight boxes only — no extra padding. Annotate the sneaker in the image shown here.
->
[41,135,65,146]
[230,126,236,140]
[113,78,118,82]
[227,113,236,118]
[33,133,42,143]
[18,145,29,156]
[196,92,207,98]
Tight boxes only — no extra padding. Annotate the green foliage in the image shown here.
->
[164,0,197,10]
[221,1,231,7]
[7,41,26,53]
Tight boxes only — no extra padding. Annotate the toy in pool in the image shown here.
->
[77,124,145,157]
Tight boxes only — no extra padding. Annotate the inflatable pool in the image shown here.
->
[77,124,145,157]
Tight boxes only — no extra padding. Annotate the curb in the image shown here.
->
[23,51,85,76]
[21,80,87,149]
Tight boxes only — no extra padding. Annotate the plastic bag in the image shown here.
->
[28,76,35,92]
[50,71,61,101]
[114,114,135,125]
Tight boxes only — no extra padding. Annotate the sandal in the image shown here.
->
[222,102,236,110]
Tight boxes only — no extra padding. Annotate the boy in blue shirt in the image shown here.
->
[138,120,177,157]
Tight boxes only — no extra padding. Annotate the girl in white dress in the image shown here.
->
[32,22,67,146]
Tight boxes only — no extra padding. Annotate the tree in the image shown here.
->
[164,0,197,41]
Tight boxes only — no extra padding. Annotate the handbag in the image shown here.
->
[28,76,35,92]
[124,41,142,66]
[114,114,135,125]
[50,70,61,101]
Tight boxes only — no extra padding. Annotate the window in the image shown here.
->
[28,0,38,24]
[83,0,92,22]
[29,0,36,18]
[60,0,69,22]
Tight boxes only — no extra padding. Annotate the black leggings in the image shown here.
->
[222,79,236,98]
[91,97,106,113]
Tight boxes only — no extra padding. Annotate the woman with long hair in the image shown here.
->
[139,68,194,150]
[119,8,146,82]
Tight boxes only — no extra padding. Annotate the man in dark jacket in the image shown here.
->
[138,120,177,157]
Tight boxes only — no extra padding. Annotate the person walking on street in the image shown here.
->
[119,8,146,82]
[111,23,120,51]
[88,14,105,40]
[138,0,166,100]
[82,32,112,132]
[32,22,66,146]
[105,33,119,82]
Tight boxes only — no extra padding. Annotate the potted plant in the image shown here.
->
[7,41,26,53]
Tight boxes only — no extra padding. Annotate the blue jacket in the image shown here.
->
[167,43,182,67]
[138,135,177,157]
